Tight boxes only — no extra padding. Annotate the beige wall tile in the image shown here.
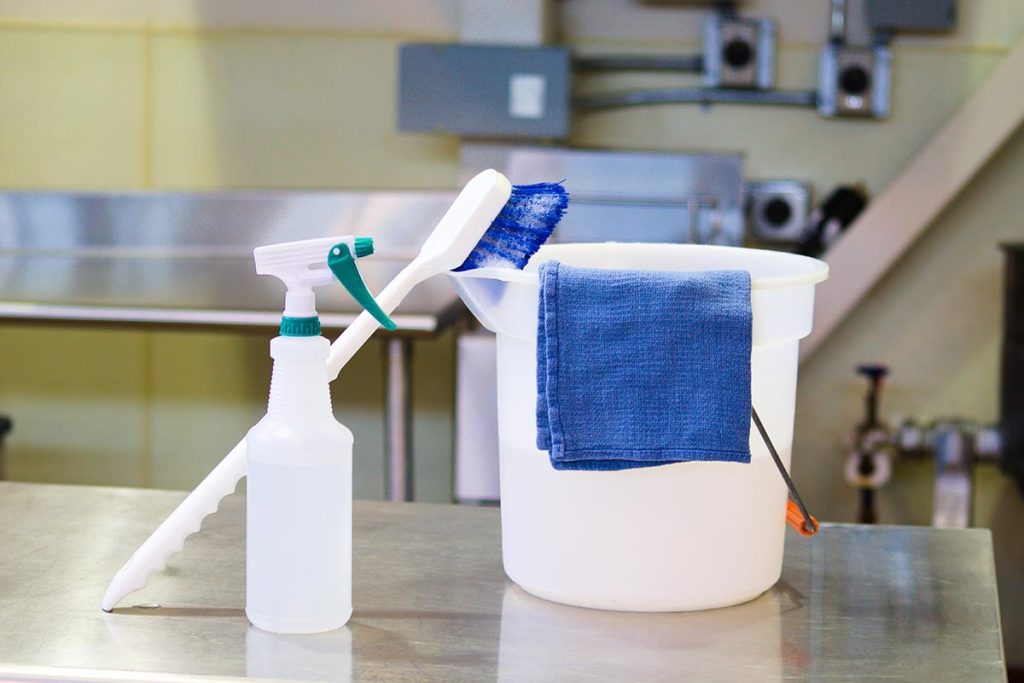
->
[150,33,459,190]
[0,325,147,485]
[147,329,268,490]
[0,1,151,27]
[0,27,146,189]
[409,329,455,503]
[332,334,387,501]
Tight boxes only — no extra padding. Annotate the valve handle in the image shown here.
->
[856,364,889,381]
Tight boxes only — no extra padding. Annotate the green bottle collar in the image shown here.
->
[279,316,321,337]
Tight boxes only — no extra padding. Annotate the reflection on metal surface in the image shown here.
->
[247,626,352,682]
[0,482,1005,682]
[498,584,785,680]
[0,191,464,332]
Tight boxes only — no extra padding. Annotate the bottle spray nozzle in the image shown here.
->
[253,235,396,335]
[351,237,374,258]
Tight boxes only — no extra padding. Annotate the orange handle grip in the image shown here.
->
[787,499,819,537]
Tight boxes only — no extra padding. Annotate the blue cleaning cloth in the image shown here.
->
[535,261,752,471]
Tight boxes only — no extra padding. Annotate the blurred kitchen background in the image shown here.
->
[1,0,1023,668]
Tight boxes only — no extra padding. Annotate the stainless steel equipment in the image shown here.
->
[0,190,462,329]
[461,145,746,246]
[0,481,1007,681]
[0,190,469,502]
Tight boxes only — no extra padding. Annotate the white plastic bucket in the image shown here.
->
[449,243,828,612]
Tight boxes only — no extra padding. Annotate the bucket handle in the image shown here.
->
[751,407,819,537]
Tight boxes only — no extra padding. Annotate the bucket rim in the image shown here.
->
[448,242,829,291]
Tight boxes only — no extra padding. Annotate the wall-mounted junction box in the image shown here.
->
[818,44,891,118]
[703,15,775,90]
[747,180,810,243]
[398,43,571,139]
[865,0,957,33]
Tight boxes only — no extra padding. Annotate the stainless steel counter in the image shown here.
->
[0,482,1005,682]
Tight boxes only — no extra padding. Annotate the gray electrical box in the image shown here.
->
[398,43,571,139]
[866,0,957,32]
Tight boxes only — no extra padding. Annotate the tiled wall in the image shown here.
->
[0,27,146,188]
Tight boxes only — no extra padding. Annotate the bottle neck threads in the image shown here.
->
[267,353,333,420]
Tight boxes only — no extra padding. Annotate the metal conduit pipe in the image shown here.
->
[574,88,818,111]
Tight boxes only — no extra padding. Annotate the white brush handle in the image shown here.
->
[101,440,247,611]
[327,258,435,379]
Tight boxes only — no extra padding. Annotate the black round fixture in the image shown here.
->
[723,39,754,69]
[840,65,871,95]
[762,198,792,228]
[857,456,876,477]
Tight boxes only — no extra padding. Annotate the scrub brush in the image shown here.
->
[101,170,567,611]
[325,178,566,377]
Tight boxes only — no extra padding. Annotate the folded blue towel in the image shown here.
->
[535,261,752,470]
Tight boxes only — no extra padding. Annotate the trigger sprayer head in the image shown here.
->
[253,235,395,336]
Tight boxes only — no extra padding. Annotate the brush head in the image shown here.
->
[453,181,569,272]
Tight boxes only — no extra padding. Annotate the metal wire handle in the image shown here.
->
[751,406,818,535]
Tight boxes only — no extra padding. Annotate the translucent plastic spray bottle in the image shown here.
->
[246,236,395,634]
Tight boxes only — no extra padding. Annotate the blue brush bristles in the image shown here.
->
[454,181,569,271]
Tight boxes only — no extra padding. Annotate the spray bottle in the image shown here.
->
[247,235,395,634]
